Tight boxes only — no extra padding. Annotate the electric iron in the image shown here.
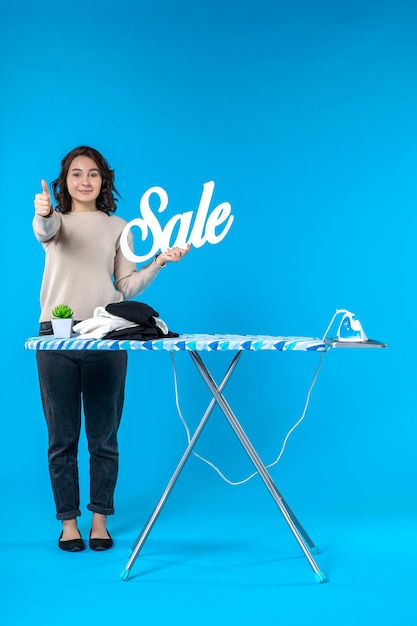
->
[336,309,368,342]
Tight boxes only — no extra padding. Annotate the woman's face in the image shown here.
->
[66,155,102,210]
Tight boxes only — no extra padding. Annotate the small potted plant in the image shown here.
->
[51,304,74,338]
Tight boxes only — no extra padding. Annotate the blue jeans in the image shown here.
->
[36,344,128,521]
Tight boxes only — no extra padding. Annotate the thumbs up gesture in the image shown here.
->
[34,179,53,217]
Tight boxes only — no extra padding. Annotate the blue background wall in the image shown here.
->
[1,1,416,624]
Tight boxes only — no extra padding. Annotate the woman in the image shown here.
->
[33,146,190,552]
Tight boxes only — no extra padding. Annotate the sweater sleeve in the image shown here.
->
[32,211,61,242]
[113,230,162,300]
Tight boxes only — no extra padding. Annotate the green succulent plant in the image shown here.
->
[52,304,74,319]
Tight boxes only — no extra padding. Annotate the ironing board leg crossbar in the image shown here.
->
[120,350,327,583]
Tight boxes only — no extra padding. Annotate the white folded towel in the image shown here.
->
[73,306,138,339]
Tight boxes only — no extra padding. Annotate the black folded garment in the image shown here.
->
[104,326,179,340]
[104,301,179,340]
[106,301,159,325]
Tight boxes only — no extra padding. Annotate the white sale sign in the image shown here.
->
[120,181,234,262]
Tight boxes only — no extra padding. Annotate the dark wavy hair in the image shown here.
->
[51,146,120,215]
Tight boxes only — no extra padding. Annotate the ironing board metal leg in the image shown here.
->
[270,487,319,552]
[189,351,326,581]
[120,351,242,580]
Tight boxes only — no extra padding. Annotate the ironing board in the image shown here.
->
[24,333,386,583]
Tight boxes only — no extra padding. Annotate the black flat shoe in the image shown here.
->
[58,531,85,552]
[89,529,113,551]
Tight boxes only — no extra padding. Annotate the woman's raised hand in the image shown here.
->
[34,179,53,217]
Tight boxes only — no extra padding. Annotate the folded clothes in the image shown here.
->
[73,301,179,340]
[104,301,178,340]
[73,306,137,339]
